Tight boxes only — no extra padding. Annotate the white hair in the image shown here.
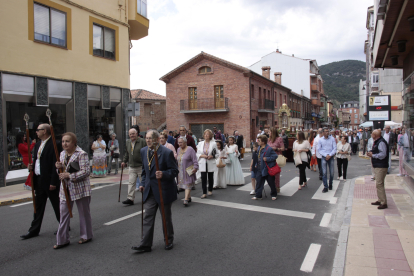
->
[178,136,187,143]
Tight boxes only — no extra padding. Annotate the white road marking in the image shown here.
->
[329,197,338,204]
[311,180,340,201]
[300,243,321,273]
[10,201,33,207]
[319,213,332,227]
[237,183,254,191]
[104,211,144,225]
[280,177,310,196]
[191,198,315,219]
[243,172,250,177]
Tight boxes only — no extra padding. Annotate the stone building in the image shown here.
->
[130,89,166,132]
[0,0,149,186]
[160,52,296,141]
[340,101,360,130]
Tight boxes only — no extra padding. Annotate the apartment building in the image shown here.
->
[339,101,360,130]
[0,0,149,186]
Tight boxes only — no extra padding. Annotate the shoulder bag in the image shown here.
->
[264,147,281,176]
[276,155,287,168]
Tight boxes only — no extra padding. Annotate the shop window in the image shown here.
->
[93,23,115,60]
[33,2,67,47]
[89,106,116,154]
[199,66,212,74]
[6,103,66,171]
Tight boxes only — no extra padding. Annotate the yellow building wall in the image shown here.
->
[0,0,130,88]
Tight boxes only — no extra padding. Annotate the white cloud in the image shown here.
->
[130,0,373,95]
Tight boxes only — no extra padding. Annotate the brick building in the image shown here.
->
[339,101,360,130]
[160,52,296,141]
[130,89,166,132]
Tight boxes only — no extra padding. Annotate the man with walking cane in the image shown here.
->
[121,128,146,205]
[132,130,179,253]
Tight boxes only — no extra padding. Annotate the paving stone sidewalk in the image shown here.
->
[0,171,129,206]
[345,174,414,276]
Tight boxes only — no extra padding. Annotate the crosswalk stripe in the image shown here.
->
[311,180,340,201]
[300,243,321,272]
[280,177,310,196]
[319,213,332,227]
[191,198,315,219]
[104,211,144,226]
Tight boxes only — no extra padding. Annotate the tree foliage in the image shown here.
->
[319,60,366,107]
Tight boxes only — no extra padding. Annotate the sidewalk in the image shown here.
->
[0,170,129,206]
[344,174,414,276]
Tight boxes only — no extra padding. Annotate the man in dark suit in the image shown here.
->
[132,130,179,253]
[20,124,61,239]
[234,131,244,160]
[174,125,196,151]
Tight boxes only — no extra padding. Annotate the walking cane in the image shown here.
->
[118,165,124,202]
[151,132,169,246]
[141,191,144,240]
[24,114,36,213]
[46,109,72,218]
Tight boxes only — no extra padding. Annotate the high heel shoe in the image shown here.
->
[188,197,192,203]
[208,191,213,196]
[298,186,302,190]
[201,194,207,199]
[183,200,188,207]
[301,183,307,187]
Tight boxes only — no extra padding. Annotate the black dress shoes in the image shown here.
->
[131,246,151,253]
[322,188,328,193]
[378,204,388,209]
[122,199,134,205]
[165,243,174,250]
[20,232,39,240]
[371,201,381,206]
[329,184,333,190]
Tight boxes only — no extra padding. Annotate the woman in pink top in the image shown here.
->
[160,133,177,159]
[267,127,285,193]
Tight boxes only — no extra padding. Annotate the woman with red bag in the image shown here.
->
[267,127,285,193]
[252,135,278,201]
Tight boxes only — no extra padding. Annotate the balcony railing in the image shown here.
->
[258,99,275,112]
[180,98,229,113]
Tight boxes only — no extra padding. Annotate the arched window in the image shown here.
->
[199,66,212,74]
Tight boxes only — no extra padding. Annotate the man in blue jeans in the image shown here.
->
[317,128,337,193]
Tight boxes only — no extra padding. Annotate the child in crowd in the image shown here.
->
[249,142,259,195]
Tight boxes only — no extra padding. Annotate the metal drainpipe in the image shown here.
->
[381,0,409,68]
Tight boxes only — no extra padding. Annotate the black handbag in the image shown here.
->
[67,161,80,173]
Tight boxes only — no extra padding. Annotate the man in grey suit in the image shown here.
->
[132,130,179,253]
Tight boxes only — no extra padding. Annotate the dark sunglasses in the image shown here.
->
[36,128,44,131]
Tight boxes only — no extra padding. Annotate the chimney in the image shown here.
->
[276,48,280,53]
[274,72,282,85]
[261,66,271,79]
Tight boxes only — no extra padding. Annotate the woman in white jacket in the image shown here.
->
[197,129,219,198]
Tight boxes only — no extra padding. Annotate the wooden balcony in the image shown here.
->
[258,99,275,113]
[311,99,321,106]
[311,84,320,92]
[180,98,229,113]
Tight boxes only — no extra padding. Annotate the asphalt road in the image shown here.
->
[0,153,385,276]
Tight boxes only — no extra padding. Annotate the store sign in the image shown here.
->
[367,95,391,122]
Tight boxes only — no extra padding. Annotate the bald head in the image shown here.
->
[36,124,51,140]
[372,129,381,140]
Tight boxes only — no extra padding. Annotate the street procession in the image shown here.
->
[1,0,414,275]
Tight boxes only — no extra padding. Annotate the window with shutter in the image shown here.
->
[93,24,116,60]
[33,2,67,47]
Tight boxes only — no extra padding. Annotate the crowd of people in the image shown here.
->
[18,120,413,253]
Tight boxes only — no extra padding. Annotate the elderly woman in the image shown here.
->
[160,133,177,158]
[107,133,120,175]
[176,136,198,206]
[196,129,219,198]
[337,136,351,180]
[91,134,107,177]
[397,127,410,177]
[54,132,92,249]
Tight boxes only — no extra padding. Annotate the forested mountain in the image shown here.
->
[319,60,366,107]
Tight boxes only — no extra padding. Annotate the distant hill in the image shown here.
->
[319,60,366,107]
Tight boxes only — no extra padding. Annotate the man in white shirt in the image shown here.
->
[313,128,324,180]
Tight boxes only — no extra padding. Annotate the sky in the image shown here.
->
[130,0,373,95]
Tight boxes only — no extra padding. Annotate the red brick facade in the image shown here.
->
[130,89,166,131]
[160,52,292,141]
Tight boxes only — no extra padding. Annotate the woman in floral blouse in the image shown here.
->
[54,132,92,249]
